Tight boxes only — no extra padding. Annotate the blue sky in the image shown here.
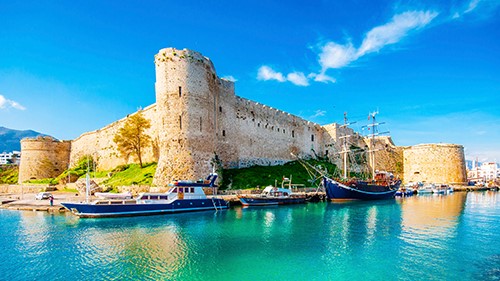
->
[0,0,499,162]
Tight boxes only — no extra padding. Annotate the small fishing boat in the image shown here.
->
[432,184,452,194]
[395,188,415,197]
[416,185,434,194]
[237,177,306,206]
[61,173,228,218]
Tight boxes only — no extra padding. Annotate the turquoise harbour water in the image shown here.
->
[1,192,499,281]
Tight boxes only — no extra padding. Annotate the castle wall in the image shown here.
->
[18,137,71,183]
[226,97,325,168]
[403,143,467,184]
[69,104,158,171]
[153,48,330,186]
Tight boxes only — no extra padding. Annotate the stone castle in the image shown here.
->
[18,48,467,186]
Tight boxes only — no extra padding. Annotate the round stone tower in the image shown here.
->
[153,48,222,186]
[403,143,467,185]
[18,136,71,183]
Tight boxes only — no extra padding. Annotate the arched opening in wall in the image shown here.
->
[179,115,182,129]
[222,130,226,137]
[30,177,36,180]
[258,123,260,127]
[219,106,222,112]
[179,86,182,97]
[292,130,295,138]
[311,135,314,142]
[414,172,420,175]
[283,129,285,134]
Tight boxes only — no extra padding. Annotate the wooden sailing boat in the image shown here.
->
[297,112,401,201]
[323,111,401,201]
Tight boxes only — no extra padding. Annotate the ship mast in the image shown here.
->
[339,112,355,179]
[365,111,389,180]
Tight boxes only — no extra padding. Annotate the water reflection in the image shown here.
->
[399,193,466,240]
[1,192,498,281]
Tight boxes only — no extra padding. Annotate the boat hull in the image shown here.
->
[238,196,306,206]
[323,178,399,201]
[61,198,228,218]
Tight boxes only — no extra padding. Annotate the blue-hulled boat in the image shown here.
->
[323,172,401,201]
[61,173,228,218]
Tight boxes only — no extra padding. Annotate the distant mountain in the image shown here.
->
[0,126,51,153]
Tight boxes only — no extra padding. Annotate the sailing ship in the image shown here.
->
[298,112,400,201]
[323,111,400,200]
[61,173,229,218]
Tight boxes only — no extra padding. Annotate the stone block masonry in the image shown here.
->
[19,136,71,182]
[404,143,467,185]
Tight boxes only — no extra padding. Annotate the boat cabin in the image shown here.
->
[261,186,293,197]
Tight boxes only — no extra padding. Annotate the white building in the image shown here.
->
[467,161,500,183]
[0,151,21,165]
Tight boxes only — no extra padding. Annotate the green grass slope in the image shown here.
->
[0,165,19,184]
[220,159,338,190]
[102,163,156,188]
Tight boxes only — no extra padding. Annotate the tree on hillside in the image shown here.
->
[113,110,152,168]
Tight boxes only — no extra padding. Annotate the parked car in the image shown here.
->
[35,192,52,200]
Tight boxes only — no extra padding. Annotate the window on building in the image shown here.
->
[292,130,295,138]
[219,106,222,112]
[179,86,182,97]
[222,130,226,137]
[311,135,314,142]
[179,115,182,129]
[200,117,202,132]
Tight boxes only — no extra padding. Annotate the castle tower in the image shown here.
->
[18,137,71,184]
[403,143,467,184]
[153,48,229,186]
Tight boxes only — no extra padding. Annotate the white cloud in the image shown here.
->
[318,41,358,70]
[464,0,481,13]
[308,73,337,83]
[286,72,309,86]
[0,94,26,110]
[311,110,326,119]
[357,11,438,57]
[257,65,286,82]
[451,0,497,19]
[222,75,237,82]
